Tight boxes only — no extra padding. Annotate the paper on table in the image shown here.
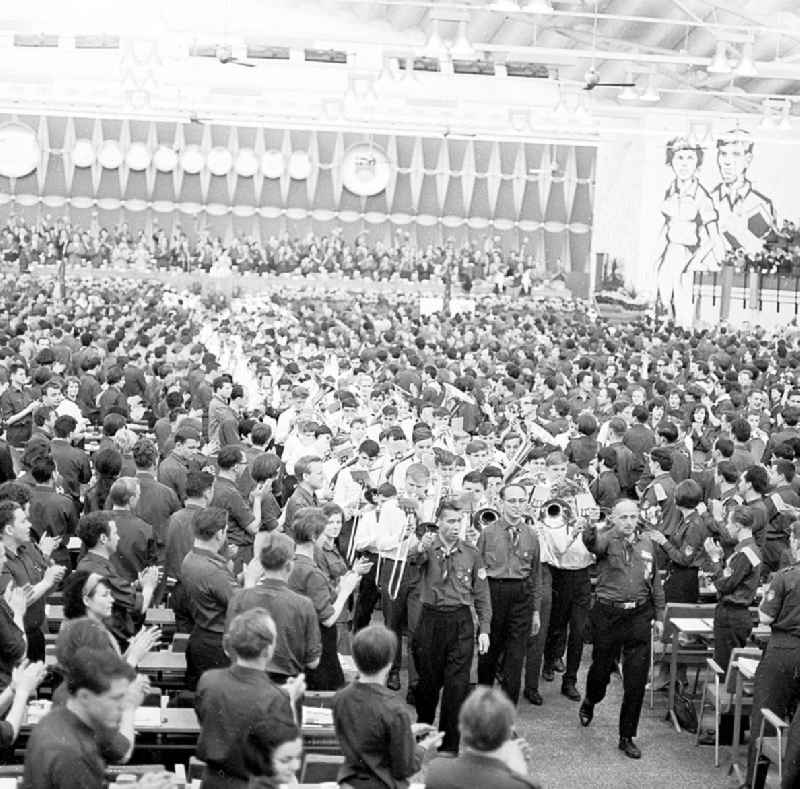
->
[134,707,162,727]
[302,706,333,726]
[737,658,760,679]
[0,780,18,789]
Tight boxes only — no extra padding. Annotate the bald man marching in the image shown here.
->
[578,500,665,759]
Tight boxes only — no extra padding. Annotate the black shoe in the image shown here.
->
[387,671,401,691]
[553,658,566,673]
[579,700,594,727]
[697,729,715,746]
[542,666,555,682]
[618,738,641,759]
[406,684,416,706]
[523,689,543,706]
[561,682,581,702]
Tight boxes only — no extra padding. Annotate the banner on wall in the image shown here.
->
[651,128,776,325]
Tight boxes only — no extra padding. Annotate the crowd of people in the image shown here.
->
[0,213,548,291]
[0,242,795,787]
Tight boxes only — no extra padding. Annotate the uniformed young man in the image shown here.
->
[745,520,800,789]
[579,499,665,760]
[703,506,761,671]
[476,483,541,705]
[411,499,491,754]
[698,506,761,748]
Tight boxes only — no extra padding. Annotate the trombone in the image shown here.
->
[387,508,416,600]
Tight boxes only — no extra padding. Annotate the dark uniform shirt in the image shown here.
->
[661,509,708,569]
[131,471,180,562]
[76,552,141,640]
[283,484,317,539]
[711,536,761,607]
[0,385,34,446]
[584,529,666,620]
[761,563,800,647]
[0,542,48,633]
[565,435,598,471]
[426,751,542,789]
[226,579,322,677]
[415,537,492,634]
[157,452,189,505]
[164,504,202,581]
[49,438,91,503]
[334,681,425,789]
[196,664,298,782]
[0,597,26,690]
[477,518,541,611]
[22,704,128,789]
[744,496,770,546]
[590,470,622,512]
[210,476,254,548]
[109,508,156,582]
[623,423,655,460]
[608,441,642,497]
[181,546,239,633]
[28,485,77,567]
[288,553,334,623]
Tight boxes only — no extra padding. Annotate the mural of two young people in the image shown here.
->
[656,129,775,326]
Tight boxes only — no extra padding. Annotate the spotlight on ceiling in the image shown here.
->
[708,40,731,74]
[735,41,757,78]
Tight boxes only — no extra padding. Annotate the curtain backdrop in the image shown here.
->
[0,114,596,272]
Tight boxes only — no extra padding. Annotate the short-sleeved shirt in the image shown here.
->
[131,472,181,560]
[226,578,322,677]
[210,476,255,547]
[28,485,77,567]
[181,546,239,633]
[761,564,800,645]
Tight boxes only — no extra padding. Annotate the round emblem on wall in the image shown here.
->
[341,142,392,196]
[0,123,40,178]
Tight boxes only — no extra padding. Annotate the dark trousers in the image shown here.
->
[746,640,800,788]
[186,628,229,690]
[307,623,344,691]
[379,559,421,682]
[712,603,752,672]
[352,551,379,632]
[524,563,553,694]
[26,628,45,663]
[545,566,591,685]
[477,579,532,705]
[585,601,652,739]
[663,564,699,603]
[783,705,800,789]
[169,582,193,634]
[412,605,473,752]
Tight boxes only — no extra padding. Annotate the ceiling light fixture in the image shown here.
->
[640,73,660,103]
[735,41,757,78]
[708,40,731,74]
[617,75,639,102]
[450,21,477,60]
[424,20,447,60]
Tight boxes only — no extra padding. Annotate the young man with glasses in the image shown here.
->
[476,484,541,705]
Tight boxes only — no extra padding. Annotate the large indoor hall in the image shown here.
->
[0,0,799,787]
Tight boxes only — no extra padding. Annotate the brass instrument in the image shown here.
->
[387,505,417,600]
[473,506,500,530]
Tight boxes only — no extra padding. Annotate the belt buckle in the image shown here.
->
[622,601,636,610]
